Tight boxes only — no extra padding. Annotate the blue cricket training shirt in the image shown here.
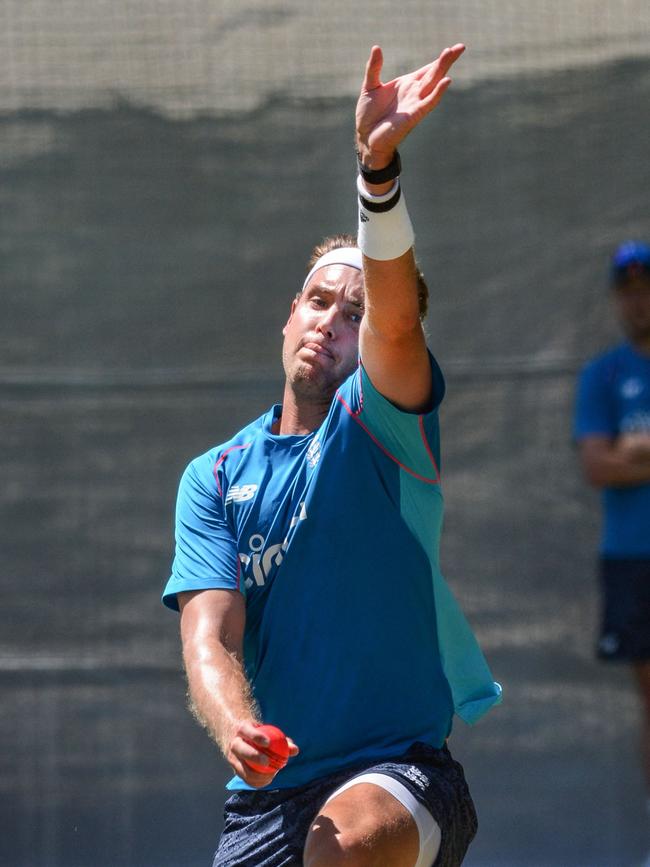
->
[163,355,501,789]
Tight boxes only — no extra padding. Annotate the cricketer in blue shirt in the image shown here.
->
[163,41,502,867]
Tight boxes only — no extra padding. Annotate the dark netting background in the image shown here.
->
[1,2,650,865]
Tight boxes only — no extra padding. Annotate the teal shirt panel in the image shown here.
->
[354,358,502,724]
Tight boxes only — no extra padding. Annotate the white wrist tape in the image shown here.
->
[357,175,415,261]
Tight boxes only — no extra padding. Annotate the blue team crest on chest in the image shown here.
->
[306,433,321,469]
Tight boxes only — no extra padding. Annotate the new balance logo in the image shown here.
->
[225,484,258,505]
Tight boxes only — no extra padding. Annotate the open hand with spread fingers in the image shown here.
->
[355,43,465,172]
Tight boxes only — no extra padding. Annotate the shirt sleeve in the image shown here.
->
[574,359,617,440]
[337,351,445,483]
[162,454,241,611]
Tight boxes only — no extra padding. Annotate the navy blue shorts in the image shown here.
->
[212,742,477,867]
[597,558,650,661]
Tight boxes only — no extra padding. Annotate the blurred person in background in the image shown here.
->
[574,240,650,861]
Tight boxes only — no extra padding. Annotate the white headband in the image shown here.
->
[301,247,363,293]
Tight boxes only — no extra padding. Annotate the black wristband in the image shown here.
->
[357,150,401,185]
[358,182,401,214]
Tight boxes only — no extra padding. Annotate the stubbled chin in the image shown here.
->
[293,361,332,386]
[288,361,344,397]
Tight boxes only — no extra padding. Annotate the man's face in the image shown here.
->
[282,264,364,400]
[614,275,650,344]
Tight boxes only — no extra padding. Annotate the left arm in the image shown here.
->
[355,44,465,411]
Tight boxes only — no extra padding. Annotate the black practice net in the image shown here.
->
[1,2,650,865]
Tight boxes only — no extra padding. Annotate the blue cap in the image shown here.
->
[611,240,650,285]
